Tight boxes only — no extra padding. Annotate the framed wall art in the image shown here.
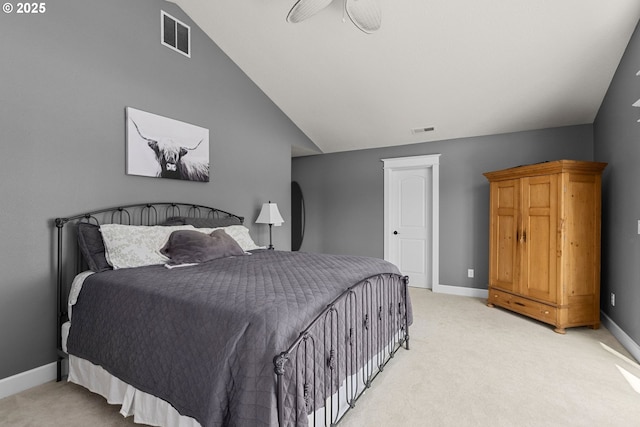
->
[126,107,210,182]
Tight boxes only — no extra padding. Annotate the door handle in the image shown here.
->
[393,231,398,235]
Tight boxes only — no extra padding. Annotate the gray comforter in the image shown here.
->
[67,250,406,427]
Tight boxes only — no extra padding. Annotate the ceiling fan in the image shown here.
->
[286,0,382,34]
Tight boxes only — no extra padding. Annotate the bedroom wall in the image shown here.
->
[0,0,314,381]
[292,125,594,290]
[594,20,640,349]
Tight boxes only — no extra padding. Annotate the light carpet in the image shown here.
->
[1,288,639,427]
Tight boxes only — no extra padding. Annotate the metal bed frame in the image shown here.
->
[274,273,410,426]
[54,202,410,427]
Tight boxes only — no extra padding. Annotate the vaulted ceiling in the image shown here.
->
[170,0,640,156]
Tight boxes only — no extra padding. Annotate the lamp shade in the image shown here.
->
[256,202,284,226]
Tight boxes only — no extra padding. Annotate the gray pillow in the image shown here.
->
[160,229,245,265]
[163,216,242,228]
[76,222,112,272]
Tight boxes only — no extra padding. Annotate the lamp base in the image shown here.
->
[268,224,275,250]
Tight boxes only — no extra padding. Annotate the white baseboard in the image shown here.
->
[601,312,640,363]
[0,360,67,400]
[433,283,488,299]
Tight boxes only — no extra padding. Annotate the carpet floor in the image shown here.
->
[1,288,639,426]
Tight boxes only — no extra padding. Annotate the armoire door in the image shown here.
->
[519,175,558,303]
[489,179,520,293]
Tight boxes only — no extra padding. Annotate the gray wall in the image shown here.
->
[292,125,594,289]
[594,21,640,346]
[0,0,313,380]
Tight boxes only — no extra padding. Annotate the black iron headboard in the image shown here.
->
[54,202,244,380]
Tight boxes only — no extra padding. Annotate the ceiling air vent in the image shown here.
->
[411,127,435,135]
[161,11,190,58]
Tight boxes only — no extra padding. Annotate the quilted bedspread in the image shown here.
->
[66,250,406,427]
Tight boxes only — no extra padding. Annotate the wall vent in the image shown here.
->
[161,11,190,58]
[411,126,435,134]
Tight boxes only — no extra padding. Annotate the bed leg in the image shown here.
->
[402,275,410,351]
[273,352,289,427]
[56,358,62,382]
[56,349,67,381]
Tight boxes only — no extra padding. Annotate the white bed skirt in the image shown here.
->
[68,355,201,427]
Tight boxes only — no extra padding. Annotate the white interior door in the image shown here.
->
[389,168,431,288]
[383,155,440,290]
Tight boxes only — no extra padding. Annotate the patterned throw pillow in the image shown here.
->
[223,225,264,251]
[99,224,194,269]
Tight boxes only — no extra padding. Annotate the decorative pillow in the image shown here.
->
[160,229,245,265]
[193,225,264,251]
[77,222,112,272]
[99,224,194,269]
[163,216,243,228]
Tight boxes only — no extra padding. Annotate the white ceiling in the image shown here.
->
[170,0,640,156]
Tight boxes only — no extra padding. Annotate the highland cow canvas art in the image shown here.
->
[126,107,210,182]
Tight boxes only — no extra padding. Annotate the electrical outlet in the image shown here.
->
[611,292,616,307]
[467,269,474,278]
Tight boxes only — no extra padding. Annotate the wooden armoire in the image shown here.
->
[484,160,607,334]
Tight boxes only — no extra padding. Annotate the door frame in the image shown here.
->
[382,154,441,291]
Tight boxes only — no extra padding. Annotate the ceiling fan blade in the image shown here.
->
[345,0,381,33]
[287,0,335,24]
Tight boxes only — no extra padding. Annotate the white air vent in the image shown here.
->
[411,127,435,134]
[161,11,190,58]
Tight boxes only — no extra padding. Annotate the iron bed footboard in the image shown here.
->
[274,273,410,427]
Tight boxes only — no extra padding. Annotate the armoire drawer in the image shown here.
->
[488,288,557,325]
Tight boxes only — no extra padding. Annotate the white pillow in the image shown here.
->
[224,225,264,251]
[100,224,195,269]
[193,225,264,252]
